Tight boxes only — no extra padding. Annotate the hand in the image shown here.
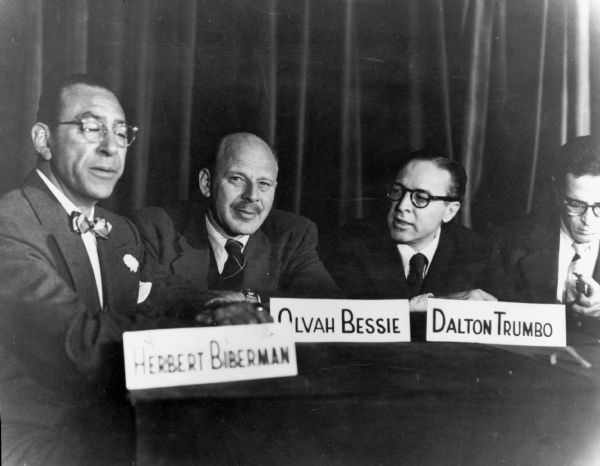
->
[439,289,498,302]
[409,293,432,312]
[196,302,273,326]
[571,276,600,318]
[204,290,246,308]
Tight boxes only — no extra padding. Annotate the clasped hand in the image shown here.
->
[196,291,273,326]
[409,288,497,312]
[570,275,600,318]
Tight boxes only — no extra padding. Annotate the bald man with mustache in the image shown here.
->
[129,133,341,303]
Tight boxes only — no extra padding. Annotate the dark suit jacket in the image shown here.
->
[323,219,501,299]
[128,202,341,299]
[0,173,193,464]
[499,214,600,304]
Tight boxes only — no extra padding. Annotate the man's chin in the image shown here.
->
[226,218,263,236]
[573,232,600,244]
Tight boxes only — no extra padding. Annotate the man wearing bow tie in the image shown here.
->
[0,74,268,465]
[500,136,600,330]
[129,132,341,302]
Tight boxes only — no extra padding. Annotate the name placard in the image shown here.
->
[123,323,297,390]
[426,299,566,347]
[271,298,411,342]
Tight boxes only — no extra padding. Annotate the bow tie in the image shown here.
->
[69,211,112,239]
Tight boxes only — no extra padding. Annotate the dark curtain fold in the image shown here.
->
[1,0,599,232]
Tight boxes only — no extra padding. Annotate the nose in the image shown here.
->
[395,190,413,212]
[98,128,120,157]
[242,181,259,202]
[580,206,592,225]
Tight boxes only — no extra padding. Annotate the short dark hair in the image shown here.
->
[207,132,278,174]
[391,148,467,199]
[37,73,117,127]
[553,135,600,187]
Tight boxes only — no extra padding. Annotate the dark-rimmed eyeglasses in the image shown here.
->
[386,184,459,209]
[57,117,138,147]
[563,197,600,217]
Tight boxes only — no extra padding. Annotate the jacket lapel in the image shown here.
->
[171,212,210,287]
[22,173,102,312]
[422,230,454,293]
[365,237,409,298]
[95,208,139,312]
[242,229,275,290]
[518,223,559,303]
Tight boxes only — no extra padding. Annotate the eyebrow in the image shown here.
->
[76,111,127,125]
[392,182,433,195]
[564,196,600,205]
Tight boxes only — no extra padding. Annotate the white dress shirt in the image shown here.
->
[397,227,442,279]
[36,169,104,308]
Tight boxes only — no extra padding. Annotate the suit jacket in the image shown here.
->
[0,172,188,464]
[128,202,341,299]
[323,219,501,299]
[499,214,600,304]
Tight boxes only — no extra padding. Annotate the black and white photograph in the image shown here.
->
[1,0,600,464]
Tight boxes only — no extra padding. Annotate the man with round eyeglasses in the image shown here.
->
[323,149,501,322]
[501,135,600,329]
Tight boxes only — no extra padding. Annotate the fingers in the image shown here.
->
[409,294,430,312]
[473,289,498,301]
[438,289,497,301]
[571,302,600,318]
[196,302,273,326]
[204,291,246,308]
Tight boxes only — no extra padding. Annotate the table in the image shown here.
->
[130,331,600,465]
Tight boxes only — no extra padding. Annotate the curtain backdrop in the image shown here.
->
[1,0,599,232]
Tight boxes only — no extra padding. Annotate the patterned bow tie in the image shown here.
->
[69,211,112,239]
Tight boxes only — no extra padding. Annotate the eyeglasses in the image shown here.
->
[57,117,138,147]
[563,198,600,217]
[386,184,459,209]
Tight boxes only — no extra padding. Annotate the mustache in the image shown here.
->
[234,202,262,214]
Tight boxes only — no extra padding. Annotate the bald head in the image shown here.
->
[199,133,278,237]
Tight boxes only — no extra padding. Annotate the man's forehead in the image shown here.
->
[564,173,600,196]
[219,144,278,175]
[395,160,451,188]
[60,83,124,119]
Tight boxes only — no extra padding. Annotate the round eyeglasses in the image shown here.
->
[562,198,600,217]
[386,184,459,209]
[57,117,138,147]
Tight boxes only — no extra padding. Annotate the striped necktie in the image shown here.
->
[221,239,246,289]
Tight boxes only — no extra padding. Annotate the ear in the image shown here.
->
[199,168,211,198]
[31,123,52,161]
[442,201,461,223]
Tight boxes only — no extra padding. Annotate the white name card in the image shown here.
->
[270,298,411,343]
[123,323,297,390]
[426,298,566,347]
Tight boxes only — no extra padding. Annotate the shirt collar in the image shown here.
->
[397,226,441,276]
[205,213,250,253]
[36,169,95,218]
[559,219,597,253]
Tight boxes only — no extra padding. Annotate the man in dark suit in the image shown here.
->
[323,149,500,311]
[0,74,267,465]
[500,136,600,329]
[129,133,341,301]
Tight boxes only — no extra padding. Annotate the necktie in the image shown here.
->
[221,239,246,289]
[69,211,112,239]
[407,252,428,297]
[565,242,588,302]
